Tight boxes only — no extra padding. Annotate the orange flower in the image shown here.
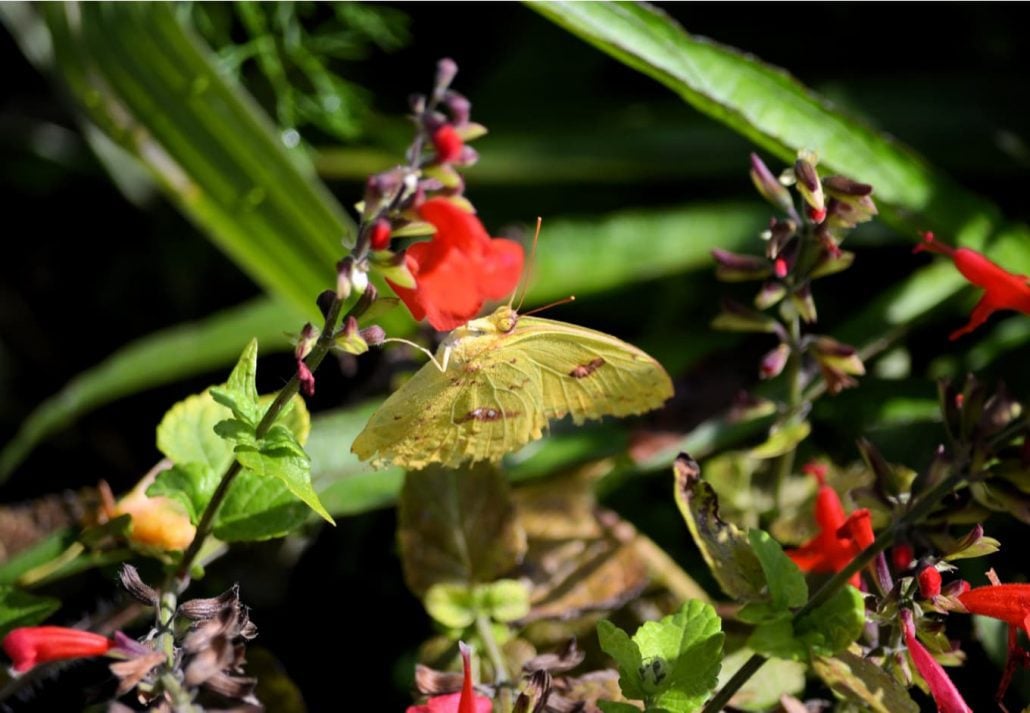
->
[389,198,523,331]
[3,626,114,673]
[915,232,1030,339]
[101,467,196,551]
[786,463,873,587]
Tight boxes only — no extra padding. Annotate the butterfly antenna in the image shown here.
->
[381,337,447,372]
[521,295,576,317]
[511,216,542,311]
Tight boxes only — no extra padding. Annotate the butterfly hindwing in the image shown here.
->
[352,307,673,470]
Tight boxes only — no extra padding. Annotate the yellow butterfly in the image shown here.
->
[351,304,674,470]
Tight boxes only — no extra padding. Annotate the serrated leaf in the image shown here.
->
[213,470,310,542]
[747,529,808,611]
[234,443,333,525]
[213,418,258,445]
[812,651,919,713]
[397,463,526,597]
[147,462,219,524]
[750,586,865,662]
[747,615,803,661]
[263,394,311,446]
[749,421,811,460]
[718,648,806,711]
[0,586,61,636]
[673,456,766,601]
[156,391,234,473]
[424,583,477,629]
[211,339,261,425]
[600,599,724,713]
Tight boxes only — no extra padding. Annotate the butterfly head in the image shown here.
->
[452,305,519,341]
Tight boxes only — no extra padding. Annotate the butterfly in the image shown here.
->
[351,304,674,470]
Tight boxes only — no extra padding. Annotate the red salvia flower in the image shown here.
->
[389,198,523,331]
[370,219,393,251]
[785,463,872,587]
[432,125,464,164]
[914,231,1030,339]
[918,566,943,599]
[3,626,115,673]
[899,609,972,713]
[957,575,1030,703]
[407,641,492,713]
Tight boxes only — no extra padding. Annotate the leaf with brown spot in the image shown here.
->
[398,463,526,597]
[812,651,919,713]
[672,454,766,601]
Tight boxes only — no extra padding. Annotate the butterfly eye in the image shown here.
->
[496,313,517,333]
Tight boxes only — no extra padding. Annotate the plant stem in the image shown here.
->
[475,613,512,711]
[174,295,348,584]
[700,458,970,713]
[773,308,803,513]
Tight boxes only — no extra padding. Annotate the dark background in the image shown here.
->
[2,3,1029,710]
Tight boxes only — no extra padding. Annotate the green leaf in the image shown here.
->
[234,441,333,525]
[812,651,920,713]
[213,471,310,542]
[0,586,61,636]
[749,421,811,460]
[0,530,78,586]
[717,648,806,712]
[529,2,1000,240]
[597,703,641,713]
[0,297,296,482]
[751,586,866,661]
[147,463,218,525]
[157,391,235,473]
[424,583,477,629]
[673,456,766,601]
[477,579,531,624]
[599,599,724,712]
[211,339,262,425]
[747,530,808,611]
[397,464,526,597]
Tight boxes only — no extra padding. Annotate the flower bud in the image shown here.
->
[824,175,877,229]
[297,360,315,397]
[793,154,825,221]
[759,342,790,379]
[812,336,865,394]
[294,323,319,361]
[370,219,392,251]
[336,257,355,300]
[892,543,914,572]
[432,125,464,164]
[360,325,386,346]
[790,283,817,323]
[918,565,943,599]
[711,248,771,282]
[749,153,795,215]
[444,90,471,126]
[334,316,369,355]
[434,58,459,97]
[711,299,783,335]
[755,281,787,309]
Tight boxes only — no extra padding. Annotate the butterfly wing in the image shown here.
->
[352,316,673,470]
[350,344,549,469]
[498,315,674,424]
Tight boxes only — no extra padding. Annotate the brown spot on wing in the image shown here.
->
[456,407,520,423]
[569,357,606,378]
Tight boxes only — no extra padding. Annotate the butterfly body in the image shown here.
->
[352,306,674,470]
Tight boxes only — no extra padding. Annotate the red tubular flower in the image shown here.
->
[918,566,943,599]
[370,219,392,251]
[3,626,115,673]
[389,198,524,331]
[915,231,1030,340]
[786,463,871,587]
[957,576,1030,703]
[407,642,492,713]
[432,125,464,164]
[899,609,972,713]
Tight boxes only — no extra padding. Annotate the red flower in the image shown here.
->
[407,642,492,713]
[433,125,464,164]
[899,609,972,713]
[918,566,943,599]
[389,198,523,331]
[3,626,115,673]
[915,231,1030,339]
[785,463,872,588]
[957,574,1030,704]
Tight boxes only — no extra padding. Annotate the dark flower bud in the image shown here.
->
[711,248,771,282]
[749,153,795,216]
[444,90,471,126]
[434,58,459,98]
[794,153,825,220]
[759,342,790,380]
[360,325,386,346]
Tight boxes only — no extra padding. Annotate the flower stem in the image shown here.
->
[773,308,803,513]
[475,613,512,711]
[174,294,349,584]
[700,458,970,713]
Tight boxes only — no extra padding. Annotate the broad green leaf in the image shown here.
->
[0,297,296,482]
[0,586,61,636]
[148,463,219,524]
[234,444,333,525]
[529,2,1000,241]
[397,464,526,597]
[747,529,808,611]
[478,579,531,624]
[717,648,805,712]
[597,703,640,713]
[673,456,765,601]
[157,392,235,473]
[750,586,866,661]
[812,651,919,713]
[213,471,310,542]
[599,599,724,713]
